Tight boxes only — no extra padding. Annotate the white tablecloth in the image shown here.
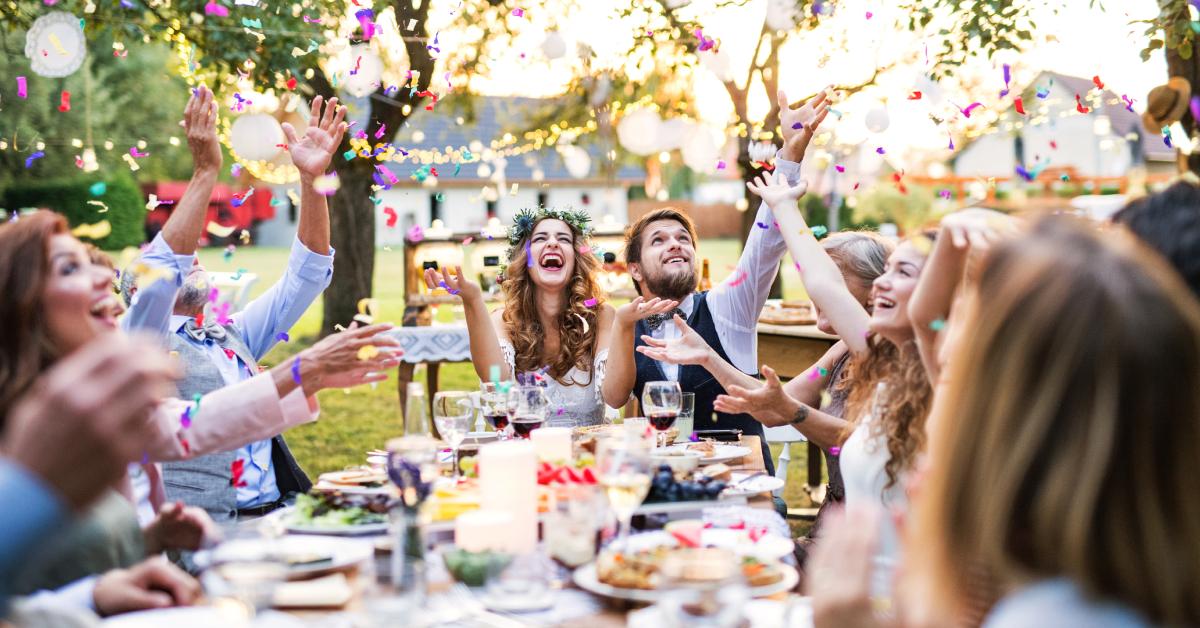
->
[387,325,472,364]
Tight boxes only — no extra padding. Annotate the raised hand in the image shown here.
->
[615,296,679,327]
[182,85,221,173]
[282,96,348,178]
[636,315,714,366]
[714,364,797,427]
[746,171,809,212]
[424,265,482,303]
[297,322,403,392]
[939,207,1016,250]
[779,87,832,162]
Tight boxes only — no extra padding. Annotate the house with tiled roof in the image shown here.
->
[258,96,645,247]
[953,71,1176,180]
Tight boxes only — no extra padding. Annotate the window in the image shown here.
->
[537,191,549,208]
[430,192,443,222]
[486,198,498,219]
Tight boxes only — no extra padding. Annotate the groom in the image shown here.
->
[605,89,831,475]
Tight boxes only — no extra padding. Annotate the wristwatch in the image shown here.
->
[791,403,809,425]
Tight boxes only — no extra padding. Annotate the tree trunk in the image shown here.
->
[321,160,378,335]
[1166,42,1200,175]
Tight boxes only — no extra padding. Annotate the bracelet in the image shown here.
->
[791,403,810,425]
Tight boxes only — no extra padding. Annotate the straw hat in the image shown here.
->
[1142,77,1192,133]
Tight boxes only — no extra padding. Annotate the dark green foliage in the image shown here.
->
[1,173,146,249]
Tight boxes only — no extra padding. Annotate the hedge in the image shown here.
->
[1,173,146,249]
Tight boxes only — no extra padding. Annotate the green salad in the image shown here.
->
[289,491,390,528]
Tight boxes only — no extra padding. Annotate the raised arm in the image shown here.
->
[162,85,221,256]
[601,296,680,408]
[281,96,346,256]
[714,362,851,451]
[909,208,1015,383]
[748,173,872,356]
[425,266,505,381]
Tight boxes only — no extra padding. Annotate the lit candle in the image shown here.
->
[478,440,538,553]
[454,509,515,553]
[530,427,572,463]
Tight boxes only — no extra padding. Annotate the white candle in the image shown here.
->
[478,440,538,554]
[530,427,572,463]
[454,509,514,553]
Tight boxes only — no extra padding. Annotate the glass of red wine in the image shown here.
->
[508,385,549,439]
[642,381,682,448]
[479,382,513,439]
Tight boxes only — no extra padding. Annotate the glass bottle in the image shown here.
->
[699,258,713,291]
[403,382,430,436]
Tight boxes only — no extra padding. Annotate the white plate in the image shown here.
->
[722,472,785,497]
[104,608,304,627]
[658,443,752,465]
[195,536,373,580]
[624,529,794,562]
[278,506,390,537]
[572,561,798,603]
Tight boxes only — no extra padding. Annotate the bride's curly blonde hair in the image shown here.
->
[501,217,605,385]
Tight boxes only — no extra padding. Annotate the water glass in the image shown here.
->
[433,391,473,481]
[201,525,288,619]
[675,392,696,443]
[643,381,682,448]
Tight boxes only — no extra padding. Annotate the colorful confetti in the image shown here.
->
[24,151,46,168]
[276,332,289,342]
[16,76,27,99]
[1014,97,1026,115]
[291,357,302,385]
[1075,94,1090,114]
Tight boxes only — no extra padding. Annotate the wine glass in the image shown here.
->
[479,382,513,439]
[433,391,473,482]
[596,433,652,551]
[508,385,549,439]
[642,381,682,448]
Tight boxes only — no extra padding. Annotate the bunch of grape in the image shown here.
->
[645,464,727,503]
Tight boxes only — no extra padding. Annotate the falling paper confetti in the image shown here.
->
[206,221,237,238]
[1014,98,1026,115]
[71,220,112,240]
[25,151,46,168]
[16,76,27,99]
[355,298,379,325]
[407,224,424,242]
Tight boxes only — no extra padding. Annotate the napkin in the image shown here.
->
[272,573,353,609]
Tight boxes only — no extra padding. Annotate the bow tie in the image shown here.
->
[645,308,686,331]
[183,319,228,342]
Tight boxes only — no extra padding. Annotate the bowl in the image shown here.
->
[650,449,703,476]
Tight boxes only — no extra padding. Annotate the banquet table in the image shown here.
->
[276,435,785,626]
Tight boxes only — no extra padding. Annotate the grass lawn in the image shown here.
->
[187,239,824,525]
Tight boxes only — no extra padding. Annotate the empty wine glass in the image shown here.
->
[508,385,549,439]
[643,381,682,448]
[433,391,473,482]
[596,433,652,551]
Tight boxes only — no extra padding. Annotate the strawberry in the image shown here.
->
[564,467,582,483]
[581,467,597,484]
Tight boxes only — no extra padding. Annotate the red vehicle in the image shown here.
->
[142,181,275,245]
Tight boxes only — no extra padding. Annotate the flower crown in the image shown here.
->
[505,207,593,262]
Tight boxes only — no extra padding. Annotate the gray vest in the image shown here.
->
[161,325,311,520]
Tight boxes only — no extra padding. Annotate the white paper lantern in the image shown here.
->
[680,124,721,174]
[651,118,690,152]
[865,105,890,133]
[617,109,663,156]
[230,114,285,163]
[558,145,592,179]
[343,45,384,98]
[699,48,735,82]
[541,32,567,60]
[765,0,799,31]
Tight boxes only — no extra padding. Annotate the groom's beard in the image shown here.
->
[642,265,696,301]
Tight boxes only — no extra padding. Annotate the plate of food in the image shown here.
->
[658,442,752,465]
[282,491,391,536]
[315,468,393,495]
[574,546,797,602]
[195,535,374,581]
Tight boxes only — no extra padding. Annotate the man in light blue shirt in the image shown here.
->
[123,95,349,520]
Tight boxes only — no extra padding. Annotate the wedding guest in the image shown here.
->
[0,335,177,603]
[1113,178,1200,299]
[604,88,833,472]
[120,91,347,521]
[14,557,200,621]
[0,209,400,593]
[425,209,675,426]
[809,216,1200,627]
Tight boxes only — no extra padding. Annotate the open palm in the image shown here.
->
[747,171,808,210]
[282,96,347,177]
[779,87,832,161]
[636,315,713,366]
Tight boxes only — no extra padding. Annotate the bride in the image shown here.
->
[425,208,675,426]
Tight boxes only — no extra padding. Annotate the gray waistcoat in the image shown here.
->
[161,325,311,520]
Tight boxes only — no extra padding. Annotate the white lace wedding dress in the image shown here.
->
[498,339,609,427]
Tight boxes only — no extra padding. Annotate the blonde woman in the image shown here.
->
[810,216,1200,627]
